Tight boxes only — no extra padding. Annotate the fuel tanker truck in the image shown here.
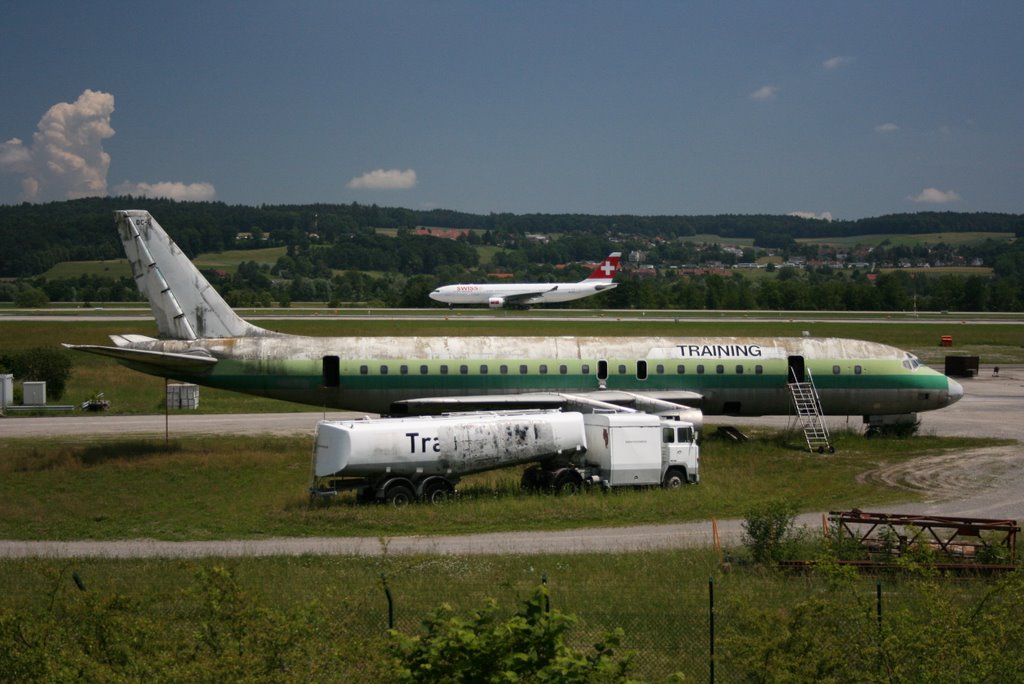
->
[310,410,699,505]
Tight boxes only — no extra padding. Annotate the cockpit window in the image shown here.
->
[901,356,925,370]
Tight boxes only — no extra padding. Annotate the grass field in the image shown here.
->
[39,246,287,280]
[41,258,132,279]
[2,315,1020,678]
[0,430,1008,541]
[191,245,287,272]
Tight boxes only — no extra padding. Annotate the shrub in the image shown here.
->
[0,346,73,400]
[741,499,801,564]
[387,584,635,683]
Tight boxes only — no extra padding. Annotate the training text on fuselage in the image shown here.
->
[677,344,764,358]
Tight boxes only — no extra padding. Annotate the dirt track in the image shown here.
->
[2,366,1022,558]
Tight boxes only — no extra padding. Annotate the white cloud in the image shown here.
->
[347,168,417,190]
[750,85,779,101]
[1,90,217,204]
[908,188,961,204]
[0,89,114,202]
[789,211,833,222]
[113,180,217,201]
[823,56,854,70]
[874,122,899,133]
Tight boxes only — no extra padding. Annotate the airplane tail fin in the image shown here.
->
[117,210,270,339]
[583,252,622,282]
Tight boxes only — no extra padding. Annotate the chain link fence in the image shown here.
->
[3,558,1023,682]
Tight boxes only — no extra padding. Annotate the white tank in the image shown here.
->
[314,411,586,478]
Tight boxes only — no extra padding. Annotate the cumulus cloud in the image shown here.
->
[789,211,833,222]
[874,122,899,133]
[750,85,779,101]
[1,89,217,204]
[908,188,961,204]
[113,180,217,201]
[347,168,417,190]
[0,89,114,202]
[823,56,854,70]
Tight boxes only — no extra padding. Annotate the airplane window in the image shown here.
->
[500,364,508,374]
[400,365,408,375]
[360,365,368,375]
[637,360,648,380]
[716,364,724,374]
[854,365,862,375]
[559,364,568,375]
[617,364,626,374]
[380,365,388,375]
[440,365,448,375]
[520,364,528,374]
[597,360,608,380]
[540,364,548,374]
[677,364,685,374]
[420,365,429,375]
[735,365,744,374]
[582,364,590,375]
[755,365,763,374]
[697,365,705,374]
[460,364,468,375]
[833,365,841,374]
[480,365,488,374]
[656,364,665,374]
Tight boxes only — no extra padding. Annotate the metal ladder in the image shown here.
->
[788,369,833,453]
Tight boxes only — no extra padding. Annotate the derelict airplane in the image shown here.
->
[66,211,963,432]
[429,253,621,308]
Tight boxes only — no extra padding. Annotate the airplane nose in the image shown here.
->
[946,378,964,405]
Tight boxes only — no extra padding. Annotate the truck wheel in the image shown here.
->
[553,469,581,495]
[384,483,415,507]
[521,466,545,492]
[663,469,686,489]
[423,479,454,504]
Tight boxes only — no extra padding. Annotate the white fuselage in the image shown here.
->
[429,281,617,306]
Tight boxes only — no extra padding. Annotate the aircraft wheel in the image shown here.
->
[423,479,454,504]
[384,482,415,507]
[662,468,686,489]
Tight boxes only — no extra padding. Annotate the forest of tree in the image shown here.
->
[1,198,1022,311]
[2,197,1022,277]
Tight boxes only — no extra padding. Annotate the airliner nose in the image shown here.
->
[946,378,964,405]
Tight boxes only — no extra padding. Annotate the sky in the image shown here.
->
[1,1,1022,219]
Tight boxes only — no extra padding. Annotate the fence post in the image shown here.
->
[709,576,715,684]
[876,579,882,631]
[381,572,394,631]
[876,578,883,678]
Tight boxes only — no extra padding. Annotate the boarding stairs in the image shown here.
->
[788,369,833,453]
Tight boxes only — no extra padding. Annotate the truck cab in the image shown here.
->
[578,413,699,489]
[660,420,700,487]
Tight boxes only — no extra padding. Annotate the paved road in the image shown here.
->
[2,367,1022,558]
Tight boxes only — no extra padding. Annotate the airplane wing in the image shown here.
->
[499,286,558,306]
[391,389,703,415]
[62,344,218,374]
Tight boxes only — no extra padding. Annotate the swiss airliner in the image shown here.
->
[429,253,621,308]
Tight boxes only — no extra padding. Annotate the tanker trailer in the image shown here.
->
[310,410,587,505]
